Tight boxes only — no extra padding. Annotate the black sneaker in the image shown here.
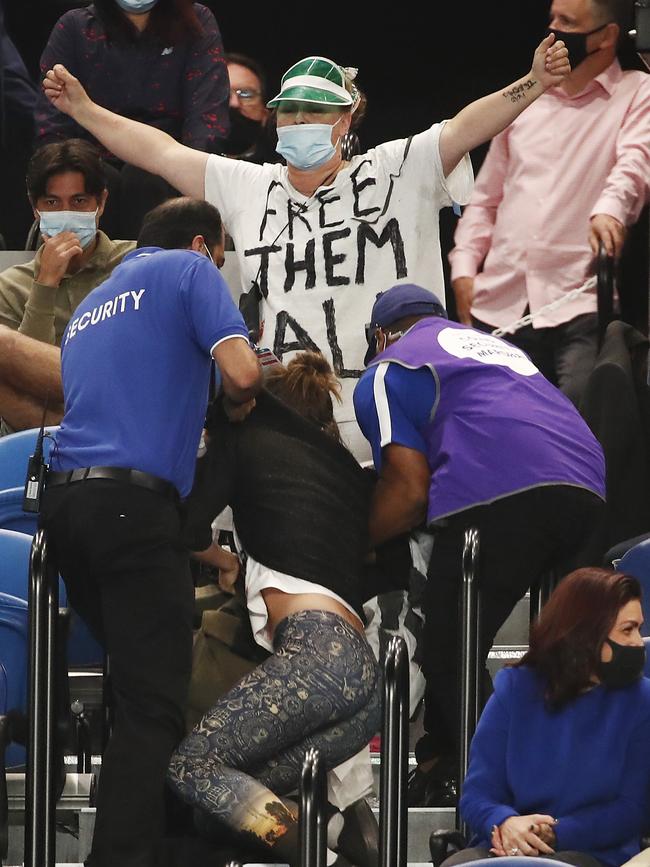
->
[424,773,458,807]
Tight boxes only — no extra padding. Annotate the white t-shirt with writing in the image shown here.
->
[204,122,473,460]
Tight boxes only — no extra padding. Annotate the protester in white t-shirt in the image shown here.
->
[43,38,569,459]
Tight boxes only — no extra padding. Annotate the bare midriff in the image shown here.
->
[261,588,365,638]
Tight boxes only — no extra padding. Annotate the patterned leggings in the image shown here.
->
[167,610,381,855]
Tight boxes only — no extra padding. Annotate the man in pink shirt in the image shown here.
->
[449,0,650,405]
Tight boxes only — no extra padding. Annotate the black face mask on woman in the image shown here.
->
[598,638,646,689]
[547,23,608,69]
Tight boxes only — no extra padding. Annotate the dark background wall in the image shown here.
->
[5,0,554,151]
[4,0,648,324]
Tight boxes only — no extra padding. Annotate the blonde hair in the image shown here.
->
[342,68,367,131]
[265,351,342,441]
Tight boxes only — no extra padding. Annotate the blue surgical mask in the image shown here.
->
[276,119,342,170]
[115,0,158,13]
[38,209,99,249]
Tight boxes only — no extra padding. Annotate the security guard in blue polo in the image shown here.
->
[40,196,262,867]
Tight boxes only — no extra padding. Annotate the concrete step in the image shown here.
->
[6,809,448,866]
[6,782,451,865]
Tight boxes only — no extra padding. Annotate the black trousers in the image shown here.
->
[40,480,194,867]
[473,313,599,407]
[416,485,603,765]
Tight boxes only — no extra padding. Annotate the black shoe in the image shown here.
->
[423,773,458,807]
[407,756,458,807]
[407,764,435,806]
[337,797,379,867]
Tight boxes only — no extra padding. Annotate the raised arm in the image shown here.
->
[439,34,569,176]
[42,64,208,199]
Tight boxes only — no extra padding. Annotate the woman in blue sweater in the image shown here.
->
[449,567,650,867]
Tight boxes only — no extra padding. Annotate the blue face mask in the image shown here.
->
[115,0,158,13]
[38,209,99,249]
[276,119,342,170]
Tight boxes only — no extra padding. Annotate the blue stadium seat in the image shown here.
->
[0,427,57,534]
[455,861,582,867]
[0,530,32,600]
[0,487,39,534]
[0,426,57,491]
[0,591,29,768]
[0,529,103,667]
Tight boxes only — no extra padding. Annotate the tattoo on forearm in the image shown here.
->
[502,79,537,103]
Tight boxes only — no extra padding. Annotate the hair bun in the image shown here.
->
[287,350,333,377]
[265,351,343,441]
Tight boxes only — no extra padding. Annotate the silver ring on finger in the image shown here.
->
[510,848,519,856]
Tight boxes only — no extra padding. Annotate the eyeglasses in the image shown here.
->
[230,88,262,102]
[364,322,404,345]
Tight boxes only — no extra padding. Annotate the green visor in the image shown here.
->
[267,56,353,109]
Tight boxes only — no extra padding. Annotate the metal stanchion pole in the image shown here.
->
[530,570,557,630]
[300,747,326,867]
[71,700,92,774]
[379,635,409,867]
[458,527,481,838]
[597,243,615,349]
[528,579,542,631]
[25,529,58,867]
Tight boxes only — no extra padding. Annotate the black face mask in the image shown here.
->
[598,638,646,689]
[547,23,608,69]
[220,108,264,157]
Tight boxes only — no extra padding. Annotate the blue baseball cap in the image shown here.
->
[364,283,447,365]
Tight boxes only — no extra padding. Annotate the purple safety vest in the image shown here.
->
[370,317,605,523]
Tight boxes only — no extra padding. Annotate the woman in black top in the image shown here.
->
[169,352,381,867]
[35,0,229,238]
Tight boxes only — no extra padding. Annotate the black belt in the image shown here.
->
[46,466,178,500]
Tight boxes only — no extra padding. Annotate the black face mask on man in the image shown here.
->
[547,23,609,69]
[597,638,646,689]
[220,108,264,158]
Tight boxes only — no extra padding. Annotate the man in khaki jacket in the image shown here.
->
[0,138,133,431]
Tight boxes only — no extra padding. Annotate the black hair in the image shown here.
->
[225,51,267,99]
[26,139,107,202]
[591,0,633,30]
[92,0,203,45]
[136,196,224,249]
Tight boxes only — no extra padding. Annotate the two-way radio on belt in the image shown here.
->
[23,397,50,513]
